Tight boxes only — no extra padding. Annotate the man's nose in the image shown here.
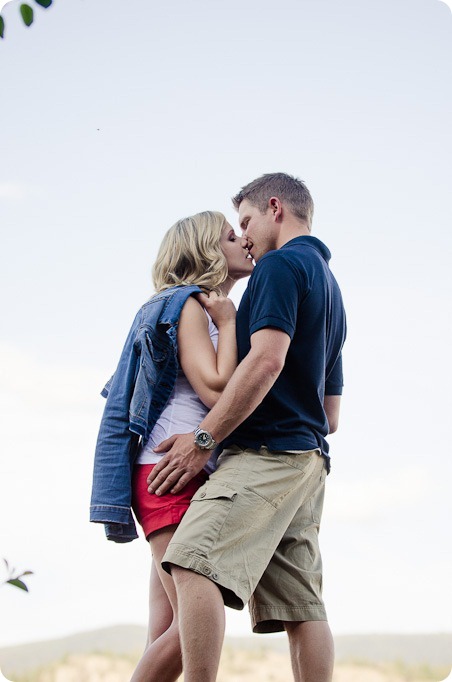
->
[241,236,249,249]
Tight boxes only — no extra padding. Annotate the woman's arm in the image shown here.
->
[177,294,237,408]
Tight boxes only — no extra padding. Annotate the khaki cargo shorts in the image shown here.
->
[162,444,328,633]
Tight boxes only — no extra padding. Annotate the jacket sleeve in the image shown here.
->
[90,308,143,541]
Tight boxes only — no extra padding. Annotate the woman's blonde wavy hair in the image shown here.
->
[152,211,229,293]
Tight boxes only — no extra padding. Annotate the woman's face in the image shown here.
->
[220,222,254,281]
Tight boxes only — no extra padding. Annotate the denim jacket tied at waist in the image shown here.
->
[90,285,202,543]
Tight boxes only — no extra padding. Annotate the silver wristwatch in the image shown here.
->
[193,426,217,450]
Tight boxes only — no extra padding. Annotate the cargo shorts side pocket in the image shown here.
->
[184,482,238,555]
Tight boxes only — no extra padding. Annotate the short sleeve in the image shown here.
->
[248,252,305,339]
[325,353,343,395]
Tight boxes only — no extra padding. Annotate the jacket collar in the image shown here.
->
[159,285,203,325]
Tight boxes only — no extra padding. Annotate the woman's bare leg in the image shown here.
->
[131,526,182,682]
[146,558,173,645]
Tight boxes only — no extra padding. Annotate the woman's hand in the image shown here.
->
[195,291,236,328]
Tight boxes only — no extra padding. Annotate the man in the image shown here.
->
[148,172,346,682]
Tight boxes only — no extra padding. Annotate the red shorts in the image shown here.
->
[131,463,209,540]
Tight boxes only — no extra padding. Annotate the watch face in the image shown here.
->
[198,432,211,447]
[195,429,215,449]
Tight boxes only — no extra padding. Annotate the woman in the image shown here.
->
[90,211,253,681]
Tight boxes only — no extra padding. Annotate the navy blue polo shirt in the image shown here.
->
[225,236,346,459]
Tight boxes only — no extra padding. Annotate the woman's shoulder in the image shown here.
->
[179,294,207,320]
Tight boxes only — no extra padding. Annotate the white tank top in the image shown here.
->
[136,312,219,474]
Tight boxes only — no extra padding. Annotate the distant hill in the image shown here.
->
[0,625,146,677]
[335,633,452,668]
[0,625,451,678]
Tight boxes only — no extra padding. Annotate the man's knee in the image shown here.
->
[284,620,304,648]
[171,564,220,593]
[284,620,334,649]
[169,564,194,586]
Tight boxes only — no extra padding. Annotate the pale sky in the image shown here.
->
[1,0,451,649]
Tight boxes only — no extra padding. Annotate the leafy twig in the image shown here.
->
[0,0,53,39]
[2,558,34,592]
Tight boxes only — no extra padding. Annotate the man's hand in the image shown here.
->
[147,432,211,495]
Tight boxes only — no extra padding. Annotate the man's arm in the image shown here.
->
[147,327,291,495]
[324,394,341,434]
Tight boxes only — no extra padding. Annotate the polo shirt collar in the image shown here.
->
[282,236,331,263]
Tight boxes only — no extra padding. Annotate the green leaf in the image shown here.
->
[7,578,29,592]
[20,4,34,26]
[0,15,4,39]
[34,0,53,7]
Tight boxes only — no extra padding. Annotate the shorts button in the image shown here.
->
[212,573,218,580]
[200,492,206,498]
[202,566,211,575]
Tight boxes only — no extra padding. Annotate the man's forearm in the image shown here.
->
[147,329,289,496]
[199,348,283,442]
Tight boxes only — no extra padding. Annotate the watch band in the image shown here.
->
[193,426,217,450]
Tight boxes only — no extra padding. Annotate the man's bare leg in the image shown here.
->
[172,566,225,682]
[284,620,334,682]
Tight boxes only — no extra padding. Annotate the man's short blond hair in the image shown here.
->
[232,172,314,228]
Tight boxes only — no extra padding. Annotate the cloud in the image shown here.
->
[0,183,46,201]
[437,0,452,12]
[326,468,427,522]
[0,343,105,412]
[0,183,27,200]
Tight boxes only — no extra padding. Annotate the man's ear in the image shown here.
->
[268,196,283,222]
